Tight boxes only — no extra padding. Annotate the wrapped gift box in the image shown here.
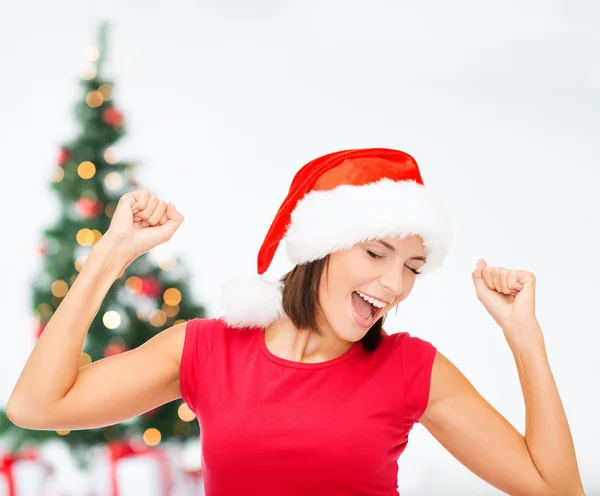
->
[0,449,52,496]
[87,440,172,496]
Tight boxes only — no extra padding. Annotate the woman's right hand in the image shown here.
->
[103,190,185,266]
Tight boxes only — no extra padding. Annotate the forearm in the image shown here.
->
[508,324,584,495]
[7,236,128,415]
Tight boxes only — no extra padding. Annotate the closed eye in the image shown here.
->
[367,250,422,275]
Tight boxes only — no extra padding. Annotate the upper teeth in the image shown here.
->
[356,291,388,309]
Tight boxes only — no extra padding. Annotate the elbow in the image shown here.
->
[6,398,48,430]
[6,398,26,427]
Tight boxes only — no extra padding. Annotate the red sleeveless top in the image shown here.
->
[179,317,436,495]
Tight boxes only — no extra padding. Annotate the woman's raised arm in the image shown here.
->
[6,191,187,430]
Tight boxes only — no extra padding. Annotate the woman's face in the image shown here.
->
[317,235,427,342]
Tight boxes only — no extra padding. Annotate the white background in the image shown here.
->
[0,0,599,494]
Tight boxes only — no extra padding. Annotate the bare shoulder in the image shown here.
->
[149,319,189,368]
[423,350,476,419]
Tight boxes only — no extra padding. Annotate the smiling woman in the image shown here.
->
[8,147,585,496]
[211,147,584,495]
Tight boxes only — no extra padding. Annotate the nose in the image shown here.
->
[379,266,404,301]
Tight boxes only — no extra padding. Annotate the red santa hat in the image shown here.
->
[220,147,453,328]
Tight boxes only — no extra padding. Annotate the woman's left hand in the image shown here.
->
[472,259,542,348]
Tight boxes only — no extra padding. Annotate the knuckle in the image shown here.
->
[133,189,149,199]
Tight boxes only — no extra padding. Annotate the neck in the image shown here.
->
[264,315,354,364]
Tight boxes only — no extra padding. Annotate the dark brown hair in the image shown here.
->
[280,256,384,352]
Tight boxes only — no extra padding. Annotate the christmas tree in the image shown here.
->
[0,21,204,468]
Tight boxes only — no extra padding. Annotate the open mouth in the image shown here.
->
[351,291,384,322]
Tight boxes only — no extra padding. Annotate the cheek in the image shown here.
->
[330,253,370,287]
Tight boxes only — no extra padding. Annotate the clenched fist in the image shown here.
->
[103,190,185,266]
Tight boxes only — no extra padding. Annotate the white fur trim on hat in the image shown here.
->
[219,277,283,328]
[284,178,453,274]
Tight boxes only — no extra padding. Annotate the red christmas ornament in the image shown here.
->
[140,277,163,298]
[38,244,46,256]
[57,147,72,166]
[103,107,124,127]
[76,198,104,219]
[104,343,127,357]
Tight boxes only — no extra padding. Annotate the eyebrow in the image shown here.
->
[375,240,427,262]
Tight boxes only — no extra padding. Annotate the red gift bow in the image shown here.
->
[0,449,51,496]
[107,440,173,496]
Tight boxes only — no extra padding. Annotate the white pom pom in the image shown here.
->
[219,276,284,328]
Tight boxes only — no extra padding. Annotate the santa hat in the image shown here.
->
[220,147,453,328]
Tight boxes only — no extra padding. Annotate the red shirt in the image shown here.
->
[179,317,437,496]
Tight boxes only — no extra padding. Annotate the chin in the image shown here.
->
[327,317,364,343]
[344,316,373,342]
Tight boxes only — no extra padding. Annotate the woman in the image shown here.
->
[7,148,584,495]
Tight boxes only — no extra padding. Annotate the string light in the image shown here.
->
[98,84,113,100]
[143,428,161,446]
[78,161,96,179]
[51,166,65,183]
[104,171,123,190]
[103,310,122,330]
[177,403,196,422]
[163,288,182,306]
[86,90,104,108]
[76,228,95,246]
[125,276,143,294]
[56,430,71,436]
[149,310,167,327]
[50,280,69,298]
[162,303,179,317]
[104,146,120,164]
